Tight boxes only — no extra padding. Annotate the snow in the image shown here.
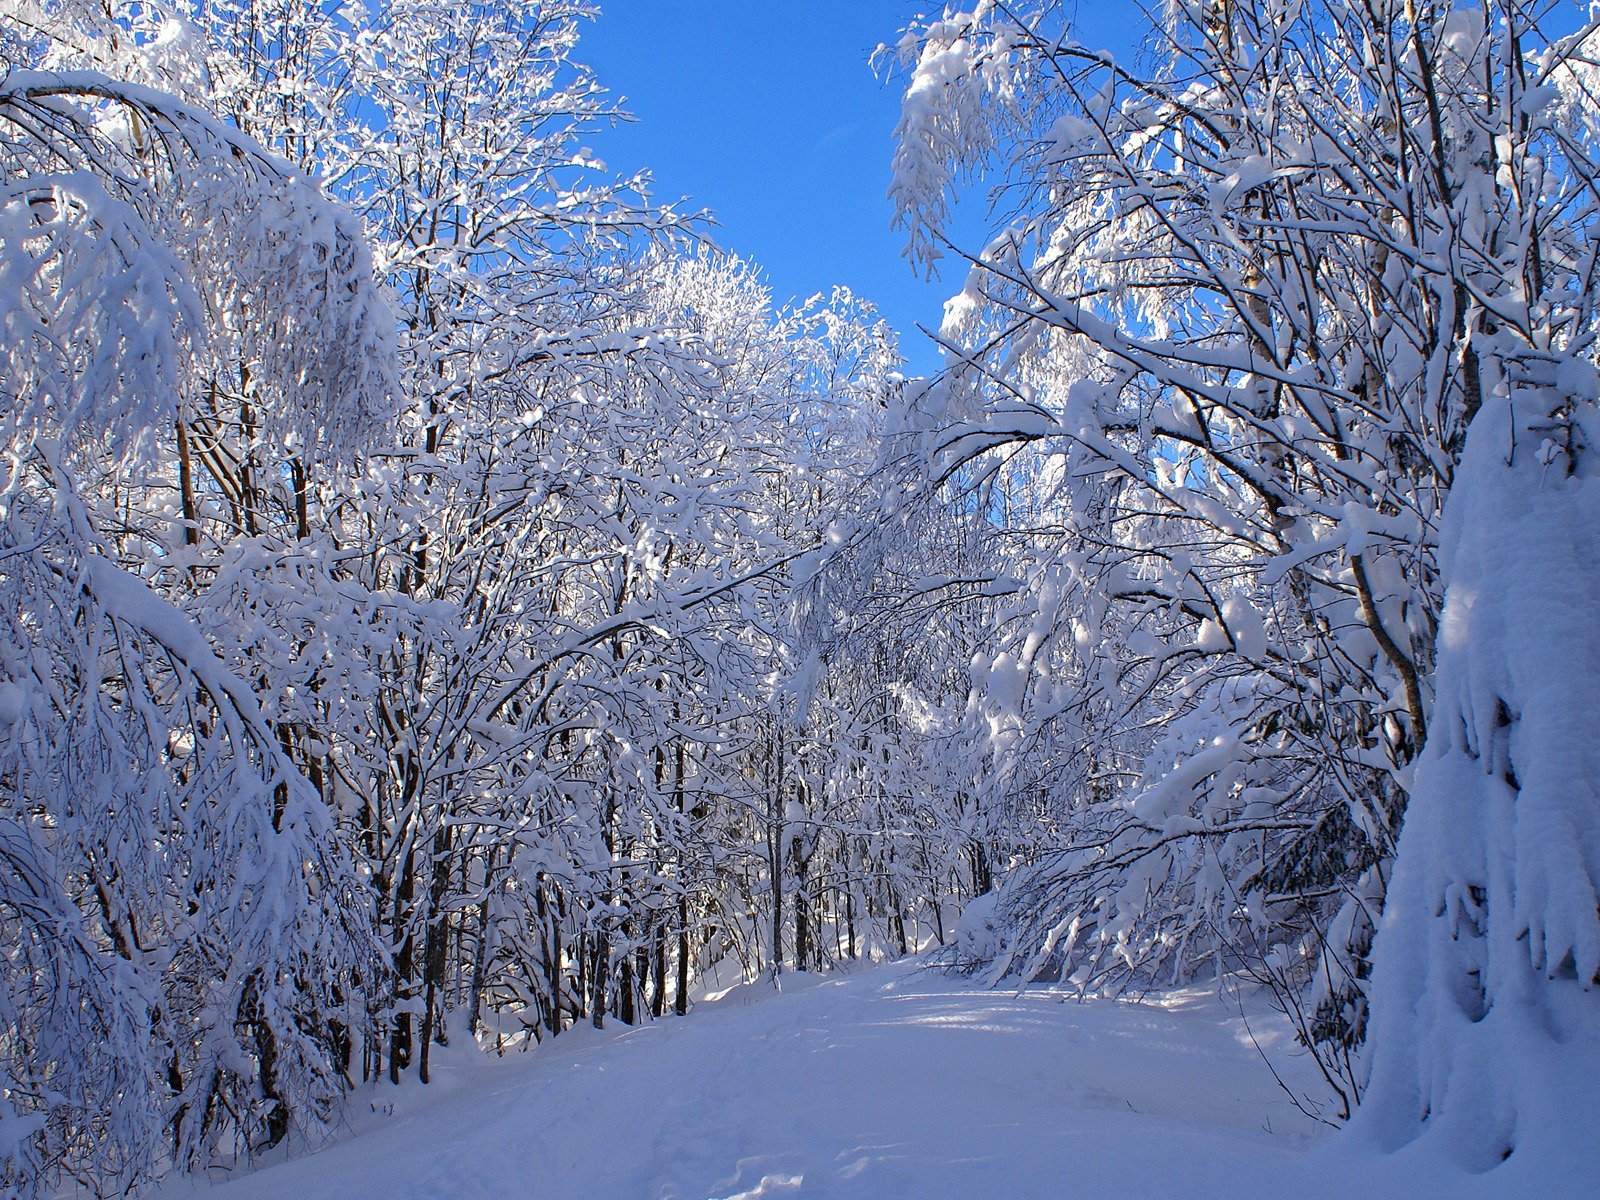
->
[13,4,1600,1196]
[153,960,1327,1200]
[138,954,1580,1200]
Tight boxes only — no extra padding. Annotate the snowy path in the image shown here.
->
[153,960,1552,1199]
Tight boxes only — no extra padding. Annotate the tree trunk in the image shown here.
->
[418,826,453,1083]
[676,896,691,1017]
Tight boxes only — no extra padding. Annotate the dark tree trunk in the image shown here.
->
[389,844,417,1084]
[591,931,608,1030]
[418,826,453,1083]
[676,897,691,1017]
[768,727,784,974]
[651,929,666,1019]
[241,973,288,1148]
[970,841,993,895]
[619,935,636,1026]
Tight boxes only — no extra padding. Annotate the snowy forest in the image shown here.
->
[2,0,1598,1196]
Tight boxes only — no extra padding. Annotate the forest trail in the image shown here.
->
[150,959,1395,1200]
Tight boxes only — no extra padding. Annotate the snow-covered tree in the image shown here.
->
[1357,388,1600,1172]
[1,2,1075,1192]
[890,0,1600,1113]
[0,14,394,1190]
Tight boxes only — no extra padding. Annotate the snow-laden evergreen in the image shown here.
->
[1358,394,1600,1171]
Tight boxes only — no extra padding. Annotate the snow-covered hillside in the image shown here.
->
[148,960,1587,1200]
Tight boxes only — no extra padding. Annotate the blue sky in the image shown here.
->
[580,2,1139,377]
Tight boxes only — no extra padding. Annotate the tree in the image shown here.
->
[889,0,1600,1114]
[1358,387,1600,1172]
[0,13,394,1190]
[1,3,1072,1192]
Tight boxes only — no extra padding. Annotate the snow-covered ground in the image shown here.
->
[144,956,1587,1200]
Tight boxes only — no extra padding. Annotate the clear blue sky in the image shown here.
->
[580,2,1140,377]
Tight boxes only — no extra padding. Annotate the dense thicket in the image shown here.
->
[888,0,1600,1137]
[0,3,993,1194]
